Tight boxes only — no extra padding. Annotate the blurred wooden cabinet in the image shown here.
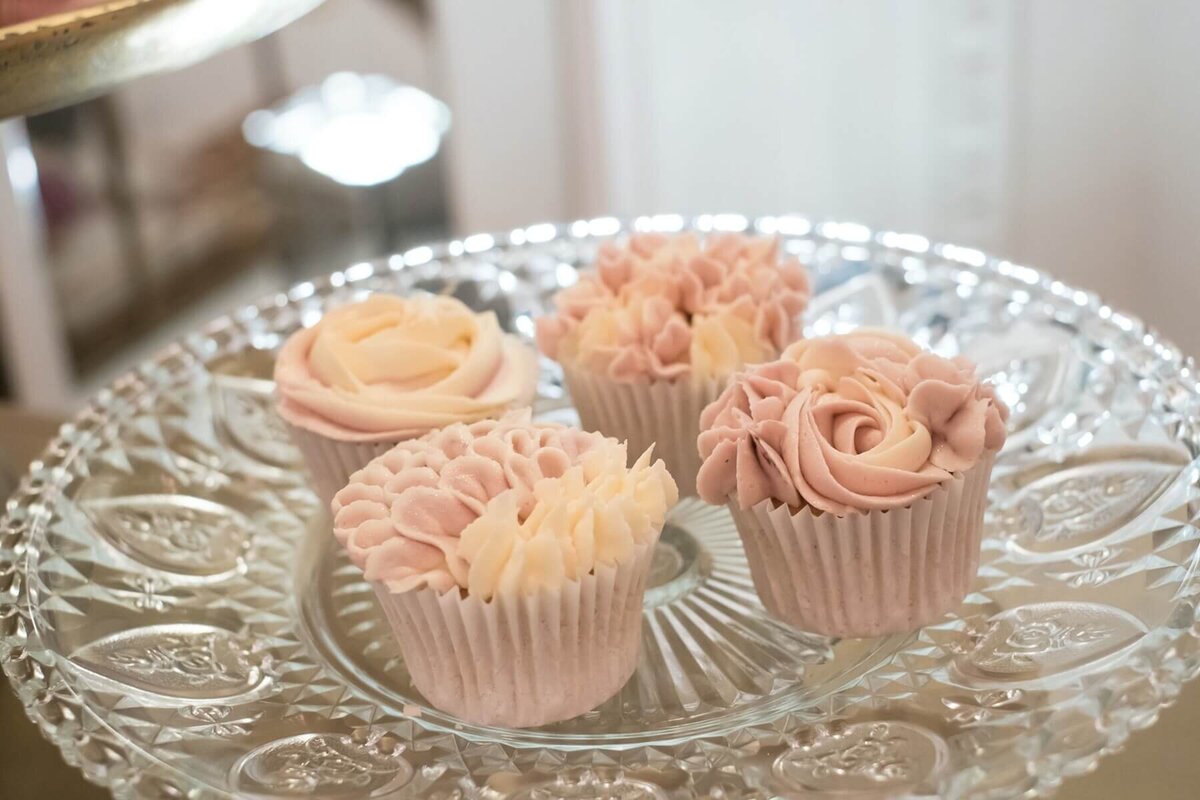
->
[0,0,438,409]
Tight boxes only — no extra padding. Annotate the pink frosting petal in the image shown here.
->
[596,245,632,291]
[739,431,802,510]
[652,317,692,365]
[905,353,1008,473]
[537,233,812,382]
[932,398,989,472]
[331,412,612,591]
[983,402,1008,451]
[906,379,974,431]
[359,536,452,588]
[535,316,570,360]
[695,438,739,505]
[696,330,1009,513]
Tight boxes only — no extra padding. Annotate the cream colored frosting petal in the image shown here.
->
[275,294,537,439]
[330,414,679,599]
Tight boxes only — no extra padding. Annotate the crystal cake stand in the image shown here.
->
[2,215,1198,799]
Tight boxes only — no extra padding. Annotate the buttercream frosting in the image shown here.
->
[536,233,810,382]
[275,294,538,441]
[697,330,1008,515]
[331,411,679,599]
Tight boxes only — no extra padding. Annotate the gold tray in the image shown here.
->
[0,0,324,118]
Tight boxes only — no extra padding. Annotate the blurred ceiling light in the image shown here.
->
[243,72,450,187]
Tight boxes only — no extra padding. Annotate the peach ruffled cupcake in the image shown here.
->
[697,330,1008,637]
[331,411,678,728]
[275,294,538,506]
[536,232,810,496]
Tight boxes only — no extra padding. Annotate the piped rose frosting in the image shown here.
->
[275,294,538,440]
[696,330,1008,515]
[331,411,679,599]
[536,233,811,382]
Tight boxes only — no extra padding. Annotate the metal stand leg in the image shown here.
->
[0,118,73,411]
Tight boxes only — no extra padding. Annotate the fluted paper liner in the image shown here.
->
[284,421,405,508]
[562,364,724,497]
[373,541,656,728]
[728,457,994,638]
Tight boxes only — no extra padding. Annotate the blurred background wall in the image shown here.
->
[7,0,1199,410]
[437,0,1200,358]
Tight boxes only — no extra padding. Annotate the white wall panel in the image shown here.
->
[433,0,1199,352]
[431,0,570,231]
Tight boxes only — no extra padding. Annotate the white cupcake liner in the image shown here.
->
[562,364,725,497]
[728,457,994,638]
[373,542,656,728]
[284,421,404,508]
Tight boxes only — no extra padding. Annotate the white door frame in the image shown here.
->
[0,118,73,411]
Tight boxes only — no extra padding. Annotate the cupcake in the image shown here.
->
[275,293,538,506]
[331,411,679,727]
[536,232,811,496]
[696,330,1008,637]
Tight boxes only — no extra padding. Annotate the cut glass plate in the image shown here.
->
[2,215,1199,799]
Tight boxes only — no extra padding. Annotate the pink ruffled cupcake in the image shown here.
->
[536,232,810,496]
[697,330,1008,637]
[275,294,538,506]
[331,411,678,728]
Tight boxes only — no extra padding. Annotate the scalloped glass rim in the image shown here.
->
[1,214,1198,800]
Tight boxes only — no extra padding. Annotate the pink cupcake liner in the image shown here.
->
[284,421,404,508]
[728,457,994,638]
[373,542,656,728]
[562,364,725,497]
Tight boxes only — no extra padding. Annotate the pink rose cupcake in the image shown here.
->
[697,330,1008,637]
[331,411,678,727]
[275,294,538,505]
[536,232,810,496]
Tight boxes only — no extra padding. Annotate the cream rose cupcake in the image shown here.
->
[696,330,1008,637]
[275,293,538,506]
[536,232,811,496]
[331,411,678,728]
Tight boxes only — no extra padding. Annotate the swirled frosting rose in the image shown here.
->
[536,233,811,382]
[275,294,538,440]
[331,411,678,599]
[696,330,1008,515]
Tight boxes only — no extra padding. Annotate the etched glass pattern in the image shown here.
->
[2,215,1199,799]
